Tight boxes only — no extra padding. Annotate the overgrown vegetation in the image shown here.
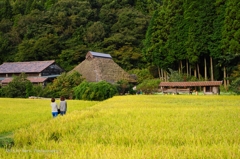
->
[229,77,240,94]
[0,71,86,99]
[136,78,160,94]
[74,81,118,101]
[2,73,33,98]
[42,71,84,98]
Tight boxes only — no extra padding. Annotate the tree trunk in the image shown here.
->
[190,65,192,76]
[227,73,229,87]
[186,59,189,77]
[158,66,161,79]
[164,71,167,82]
[179,62,181,73]
[204,57,207,81]
[180,60,183,73]
[197,63,201,80]
[210,56,214,81]
[223,66,226,89]
[194,67,197,78]
[161,68,164,81]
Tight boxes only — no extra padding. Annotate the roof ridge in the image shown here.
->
[3,60,55,64]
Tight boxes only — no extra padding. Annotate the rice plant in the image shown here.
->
[0,95,239,159]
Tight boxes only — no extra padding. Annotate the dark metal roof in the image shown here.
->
[159,81,223,87]
[42,75,60,78]
[89,51,112,58]
[0,60,55,74]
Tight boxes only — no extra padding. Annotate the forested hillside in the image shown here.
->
[0,0,240,87]
[0,0,159,71]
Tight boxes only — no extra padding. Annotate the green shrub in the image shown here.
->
[32,85,44,97]
[229,77,240,94]
[115,80,130,95]
[41,83,56,98]
[42,71,84,98]
[0,88,3,97]
[128,68,154,83]
[137,78,160,94]
[3,73,34,98]
[168,68,184,82]
[74,81,118,101]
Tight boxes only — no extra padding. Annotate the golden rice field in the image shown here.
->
[0,95,239,159]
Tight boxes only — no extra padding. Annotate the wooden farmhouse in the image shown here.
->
[71,51,136,83]
[159,81,223,95]
[0,60,64,86]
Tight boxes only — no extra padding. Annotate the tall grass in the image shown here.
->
[0,95,239,158]
[0,98,98,134]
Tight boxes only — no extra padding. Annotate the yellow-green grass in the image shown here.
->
[0,98,99,134]
[0,95,240,159]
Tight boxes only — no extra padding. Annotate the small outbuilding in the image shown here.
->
[71,51,136,83]
[159,81,223,95]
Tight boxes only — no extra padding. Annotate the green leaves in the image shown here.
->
[229,77,240,94]
[1,0,240,84]
[0,0,152,71]
[0,0,12,20]
[136,78,160,94]
[44,71,84,98]
[15,34,60,61]
[74,81,118,101]
[3,73,33,98]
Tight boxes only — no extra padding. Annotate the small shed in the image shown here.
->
[71,51,136,83]
[159,81,223,95]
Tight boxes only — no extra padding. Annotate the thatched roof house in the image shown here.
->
[71,51,136,83]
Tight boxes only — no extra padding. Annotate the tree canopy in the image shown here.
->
[0,0,240,85]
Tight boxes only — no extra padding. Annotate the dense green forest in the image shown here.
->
[0,0,240,87]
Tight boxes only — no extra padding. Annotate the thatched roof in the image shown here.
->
[72,51,136,83]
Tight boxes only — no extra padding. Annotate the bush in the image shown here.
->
[229,77,240,94]
[115,80,130,95]
[74,81,118,101]
[128,68,154,83]
[32,85,44,97]
[3,73,34,98]
[42,71,84,98]
[168,68,184,82]
[114,80,137,95]
[40,83,55,98]
[137,78,160,94]
[0,87,3,97]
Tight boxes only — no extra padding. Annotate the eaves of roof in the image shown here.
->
[1,77,48,83]
[159,81,223,87]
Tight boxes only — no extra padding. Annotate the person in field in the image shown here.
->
[51,98,59,118]
[59,96,67,115]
